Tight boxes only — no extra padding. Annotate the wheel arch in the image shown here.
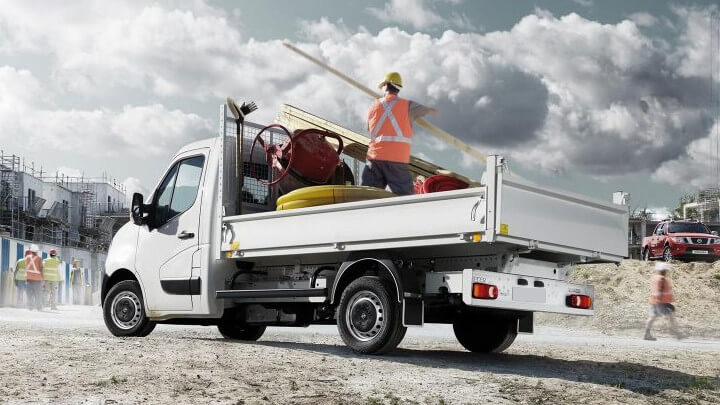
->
[101,268,141,308]
[330,257,402,305]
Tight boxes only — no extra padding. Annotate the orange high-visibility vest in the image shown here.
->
[367,94,413,163]
[649,274,674,304]
[25,255,43,281]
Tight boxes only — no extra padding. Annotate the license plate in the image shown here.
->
[692,250,708,254]
[512,287,546,303]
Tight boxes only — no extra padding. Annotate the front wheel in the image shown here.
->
[337,276,406,354]
[663,246,674,262]
[643,247,651,261]
[103,280,156,337]
[453,314,517,353]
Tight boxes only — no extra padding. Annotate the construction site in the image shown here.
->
[0,151,127,306]
[0,151,127,250]
[1,3,719,404]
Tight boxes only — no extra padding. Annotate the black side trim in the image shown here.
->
[216,288,327,299]
[189,277,201,295]
[161,277,201,295]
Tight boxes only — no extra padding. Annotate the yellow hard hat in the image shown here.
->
[378,71,403,89]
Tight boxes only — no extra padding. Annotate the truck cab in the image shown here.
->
[101,103,627,354]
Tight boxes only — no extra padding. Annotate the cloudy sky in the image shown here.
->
[1,0,719,213]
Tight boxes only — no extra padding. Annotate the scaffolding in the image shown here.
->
[0,150,127,251]
[0,153,21,237]
[682,188,720,223]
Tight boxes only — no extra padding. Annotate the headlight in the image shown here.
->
[710,238,720,245]
[670,237,687,243]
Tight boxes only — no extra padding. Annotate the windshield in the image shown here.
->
[668,222,709,234]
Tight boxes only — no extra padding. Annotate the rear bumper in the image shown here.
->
[459,269,594,316]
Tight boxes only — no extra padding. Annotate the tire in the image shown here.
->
[103,280,156,337]
[337,276,407,354]
[453,314,517,353]
[663,246,673,262]
[217,323,266,341]
[642,247,651,261]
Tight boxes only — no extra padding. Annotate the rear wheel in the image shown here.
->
[453,314,517,353]
[337,276,406,354]
[663,246,673,262]
[103,280,156,337]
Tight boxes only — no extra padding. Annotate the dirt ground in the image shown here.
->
[0,260,719,404]
[537,260,720,338]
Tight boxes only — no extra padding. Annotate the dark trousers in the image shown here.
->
[26,280,44,310]
[361,159,413,195]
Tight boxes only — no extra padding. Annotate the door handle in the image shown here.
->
[178,231,195,240]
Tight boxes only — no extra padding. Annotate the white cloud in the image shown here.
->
[0,66,212,159]
[628,12,658,27]
[1,2,718,191]
[298,17,352,42]
[121,176,150,204]
[647,207,672,221]
[367,0,474,31]
[54,167,84,178]
[572,0,593,7]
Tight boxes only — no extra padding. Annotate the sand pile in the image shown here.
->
[536,260,720,338]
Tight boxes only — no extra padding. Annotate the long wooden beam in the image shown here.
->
[282,42,487,162]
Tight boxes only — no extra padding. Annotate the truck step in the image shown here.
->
[216,288,328,299]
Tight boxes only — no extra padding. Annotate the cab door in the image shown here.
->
[650,223,664,257]
[136,151,207,312]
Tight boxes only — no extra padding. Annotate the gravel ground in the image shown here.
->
[0,306,718,404]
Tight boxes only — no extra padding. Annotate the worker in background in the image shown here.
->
[644,262,684,340]
[25,244,44,311]
[70,259,83,305]
[362,72,438,195]
[43,249,62,310]
[13,250,29,307]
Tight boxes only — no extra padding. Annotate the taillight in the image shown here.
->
[472,283,498,299]
[567,294,592,309]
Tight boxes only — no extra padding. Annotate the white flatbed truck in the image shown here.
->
[102,104,627,354]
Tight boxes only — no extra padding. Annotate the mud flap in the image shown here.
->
[518,312,533,333]
[402,297,423,326]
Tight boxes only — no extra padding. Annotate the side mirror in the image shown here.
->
[131,193,146,225]
[712,231,718,236]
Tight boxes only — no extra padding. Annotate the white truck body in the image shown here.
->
[102,104,627,353]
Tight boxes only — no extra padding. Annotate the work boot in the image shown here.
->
[643,331,656,341]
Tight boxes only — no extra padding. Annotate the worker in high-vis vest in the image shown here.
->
[362,71,438,195]
[70,259,84,305]
[13,250,29,308]
[25,244,44,311]
[43,249,62,310]
[644,262,684,340]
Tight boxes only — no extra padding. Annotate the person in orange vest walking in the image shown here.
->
[362,72,438,195]
[643,262,684,340]
[25,244,44,311]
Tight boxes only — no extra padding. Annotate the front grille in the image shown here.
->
[692,238,708,244]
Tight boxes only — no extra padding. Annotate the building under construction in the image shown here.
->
[0,151,127,252]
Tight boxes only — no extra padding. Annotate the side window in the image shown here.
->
[170,156,205,214]
[154,164,179,227]
[152,155,205,228]
[656,224,665,235]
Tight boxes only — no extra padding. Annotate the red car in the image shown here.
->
[642,220,720,262]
